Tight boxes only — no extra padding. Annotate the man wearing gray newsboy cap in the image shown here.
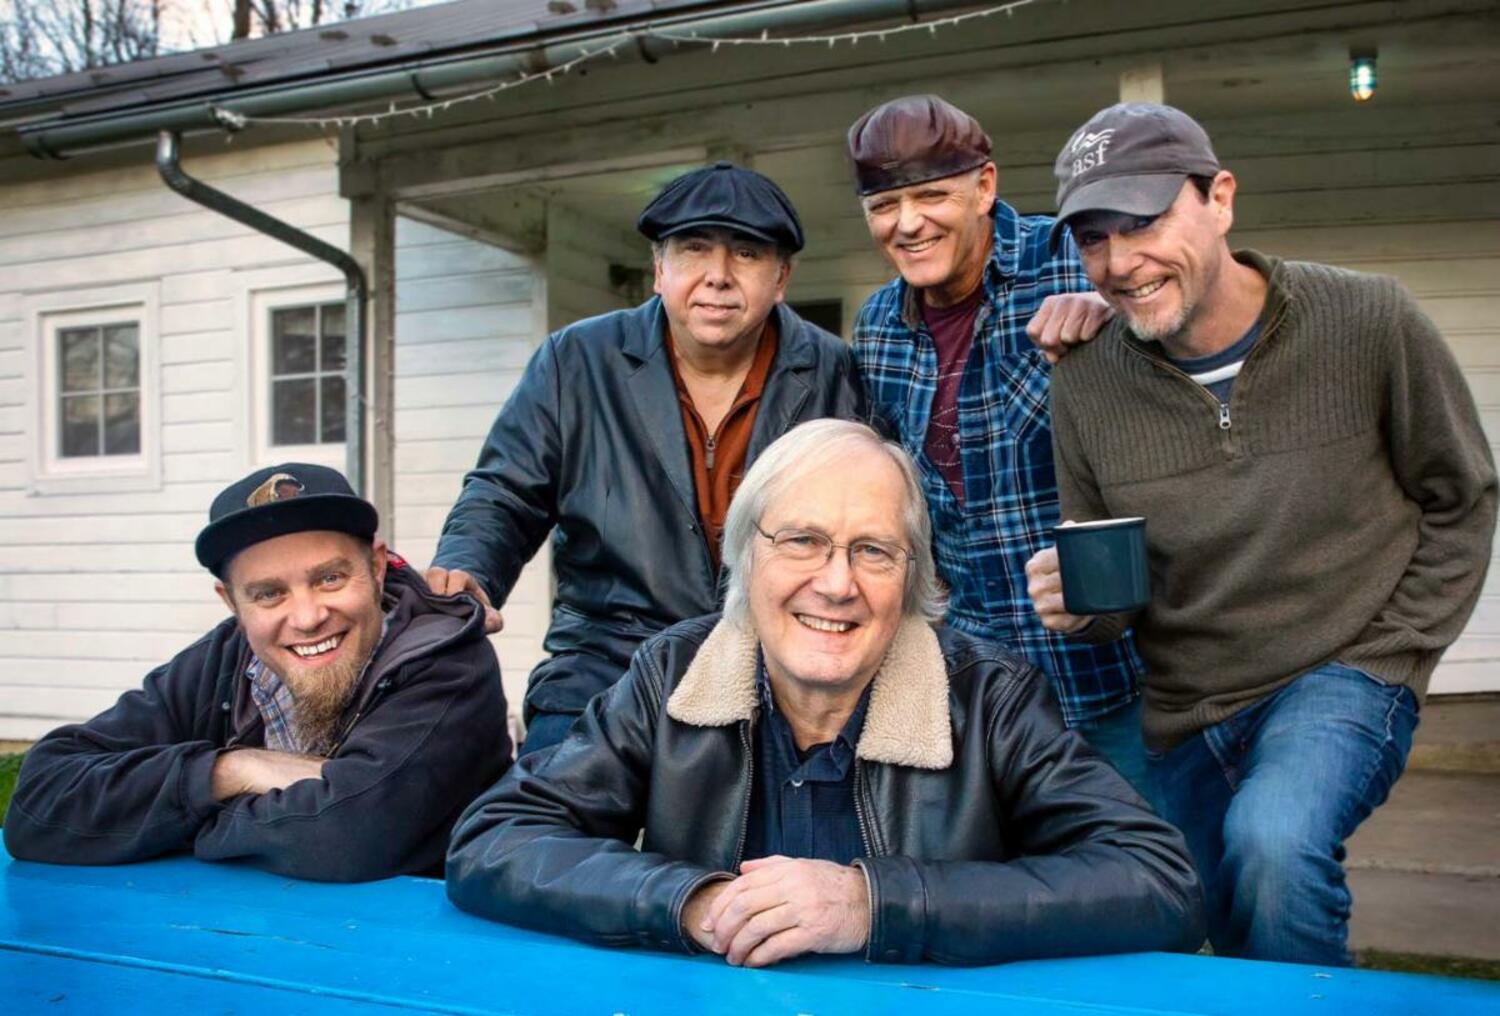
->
[1026,102,1497,965]
[428,162,860,757]
[847,94,1150,796]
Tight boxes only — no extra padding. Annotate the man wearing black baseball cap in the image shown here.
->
[427,162,860,756]
[6,463,512,881]
[1027,102,1496,965]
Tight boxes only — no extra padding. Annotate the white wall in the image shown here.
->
[392,216,549,721]
[0,138,348,740]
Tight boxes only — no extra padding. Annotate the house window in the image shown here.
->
[57,321,142,457]
[24,282,161,494]
[270,302,346,446]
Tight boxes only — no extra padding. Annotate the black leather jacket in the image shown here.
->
[447,614,1204,965]
[433,298,862,717]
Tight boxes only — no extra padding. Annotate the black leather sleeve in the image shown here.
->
[3,629,229,864]
[431,335,564,606]
[859,670,1205,965]
[445,652,725,953]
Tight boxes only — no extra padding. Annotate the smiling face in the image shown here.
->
[653,227,791,360]
[748,444,910,701]
[860,163,997,308]
[1069,173,1237,350]
[217,530,388,734]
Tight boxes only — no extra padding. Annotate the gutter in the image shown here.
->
[156,131,369,496]
[21,0,983,159]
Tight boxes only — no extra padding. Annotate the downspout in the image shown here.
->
[155,130,368,496]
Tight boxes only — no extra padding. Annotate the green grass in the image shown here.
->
[0,752,21,825]
[1358,949,1500,981]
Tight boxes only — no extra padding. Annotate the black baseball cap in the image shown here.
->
[195,463,378,577]
[1049,103,1221,251]
[637,161,805,253]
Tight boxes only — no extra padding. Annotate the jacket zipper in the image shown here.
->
[328,677,391,755]
[852,763,876,857]
[705,435,716,471]
[731,719,754,868]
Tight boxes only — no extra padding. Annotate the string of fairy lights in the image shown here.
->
[213,0,1046,132]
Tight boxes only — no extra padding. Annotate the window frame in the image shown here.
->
[247,281,348,469]
[25,283,162,495]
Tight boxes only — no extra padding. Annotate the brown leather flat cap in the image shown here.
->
[847,95,993,196]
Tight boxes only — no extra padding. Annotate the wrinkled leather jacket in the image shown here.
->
[433,298,862,717]
[447,614,1204,965]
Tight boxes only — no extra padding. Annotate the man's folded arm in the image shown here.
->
[859,670,1203,965]
[446,655,723,952]
[193,640,508,882]
[3,632,229,864]
[431,337,565,606]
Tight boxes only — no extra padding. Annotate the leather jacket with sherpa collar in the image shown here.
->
[432,298,863,720]
[446,614,1204,965]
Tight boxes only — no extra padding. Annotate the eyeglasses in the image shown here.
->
[754,525,913,579]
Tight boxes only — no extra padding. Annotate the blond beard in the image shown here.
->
[283,654,364,757]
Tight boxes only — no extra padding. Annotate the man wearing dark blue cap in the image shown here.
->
[426,163,860,756]
[5,463,512,881]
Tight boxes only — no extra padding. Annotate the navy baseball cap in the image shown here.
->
[637,162,805,253]
[195,463,378,577]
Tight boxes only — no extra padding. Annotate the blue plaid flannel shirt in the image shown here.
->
[853,200,1143,726]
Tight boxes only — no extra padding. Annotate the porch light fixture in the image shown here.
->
[1349,48,1377,102]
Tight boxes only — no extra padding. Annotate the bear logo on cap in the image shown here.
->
[247,472,305,508]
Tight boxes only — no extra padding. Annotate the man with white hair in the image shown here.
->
[446,420,1202,967]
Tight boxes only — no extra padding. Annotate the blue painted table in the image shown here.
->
[2,847,1496,1014]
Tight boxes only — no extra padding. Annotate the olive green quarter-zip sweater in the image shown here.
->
[1051,250,1497,751]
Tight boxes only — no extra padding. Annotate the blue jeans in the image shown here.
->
[1076,697,1153,801]
[518,710,581,758]
[1147,662,1418,965]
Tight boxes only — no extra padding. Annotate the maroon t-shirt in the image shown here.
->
[921,287,984,503]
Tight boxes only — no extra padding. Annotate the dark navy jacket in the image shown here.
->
[433,297,862,718]
[4,564,511,882]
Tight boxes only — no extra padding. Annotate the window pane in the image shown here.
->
[103,323,140,389]
[273,378,316,445]
[61,394,101,457]
[272,307,317,375]
[103,392,140,455]
[320,375,346,443]
[60,327,101,393]
[320,318,346,373]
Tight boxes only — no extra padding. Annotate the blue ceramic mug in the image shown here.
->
[1054,517,1150,615]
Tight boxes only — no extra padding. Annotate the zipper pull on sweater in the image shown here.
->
[1218,403,1232,431]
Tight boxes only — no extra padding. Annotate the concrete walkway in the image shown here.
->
[1347,696,1500,960]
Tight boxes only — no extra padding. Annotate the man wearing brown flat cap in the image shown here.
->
[848,95,1148,791]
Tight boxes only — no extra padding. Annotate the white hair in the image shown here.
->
[721,419,946,626]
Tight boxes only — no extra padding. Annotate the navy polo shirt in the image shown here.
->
[742,663,871,866]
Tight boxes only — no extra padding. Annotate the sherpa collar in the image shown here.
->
[665,616,953,770]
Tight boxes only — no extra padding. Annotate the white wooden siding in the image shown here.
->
[0,139,349,739]
[392,216,548,721]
